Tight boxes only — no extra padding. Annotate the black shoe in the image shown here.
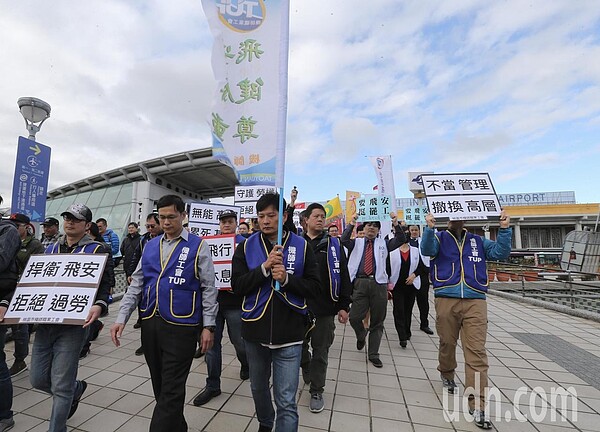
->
[194,347,204,359]
[135,346,144,356]
[133,321,141,329]
[79,347,90,359]
[193,387,221,406]
[356,339,365,351]
[257,425,272,432]
[369,358,383,368]
[420,326,434,335]
[68,380,87,419]
[400,340,407,348]
[240,367,250,381]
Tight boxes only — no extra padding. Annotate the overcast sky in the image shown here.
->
[1,0,599,208]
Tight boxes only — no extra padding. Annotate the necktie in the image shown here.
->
[364,239,374,275]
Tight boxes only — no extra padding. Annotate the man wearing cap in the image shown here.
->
[341,212,405,368]
[0,195,21,432]
[8,214,44,378]
[110,194,217,432]
[40,217,61,249]
[193,209,249,406]
[29,203,111,432]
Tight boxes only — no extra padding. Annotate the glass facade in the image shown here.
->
[46,183,133,238]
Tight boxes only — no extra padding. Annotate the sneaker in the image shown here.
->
[8,360,27,377]
[309,392,324,413]
[473,409,492,429]
[0,416,15,432]
[68,380,87,419]
[441,376,457,394]
[135,346,144,356]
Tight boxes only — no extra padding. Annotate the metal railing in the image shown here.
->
[488,262,600,314]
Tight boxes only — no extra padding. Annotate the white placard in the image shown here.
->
[403,205,429,225]
[4,254,107,325]
[420,173,501,221]
[188,202,241,226]
[234,185,277,218]
[355,194,393,222]
[189,222,220,237]
[203,234,236,290]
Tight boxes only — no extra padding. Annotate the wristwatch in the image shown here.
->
[203,326,216,333]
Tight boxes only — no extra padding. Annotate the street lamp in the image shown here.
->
[17,97,51,141]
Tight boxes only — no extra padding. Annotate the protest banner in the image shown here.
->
[355,194,393,223]
[420,173,501,221]
[203,234,236,290]
[403,205,429,225]
[188,202,241,236]
[234,185,278,218]
[4,254,107,325]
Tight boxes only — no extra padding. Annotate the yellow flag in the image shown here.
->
[324,196,343,222]
[345,190,361,221]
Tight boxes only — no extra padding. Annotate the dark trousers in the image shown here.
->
[416,277,431,328]
[301,314,336,394]
[141,316,198,432]
[349,278,388,360]
[392,286,416,341]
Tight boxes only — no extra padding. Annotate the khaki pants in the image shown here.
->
[435,297,488,409]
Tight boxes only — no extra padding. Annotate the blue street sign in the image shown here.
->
[11,136,51,222]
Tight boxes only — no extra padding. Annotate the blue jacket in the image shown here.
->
[102,228,121,258]
[421,226,512,299]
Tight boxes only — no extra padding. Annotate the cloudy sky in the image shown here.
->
[1,0,599,208]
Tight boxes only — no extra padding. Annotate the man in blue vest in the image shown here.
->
[30,203,111,432]
[421,211,511,430]
[232,193,320,432]
[341,212,405,368]
[110,195,217,432]
[193,210,249,406]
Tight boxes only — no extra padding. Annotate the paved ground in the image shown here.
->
[5,292,600,431]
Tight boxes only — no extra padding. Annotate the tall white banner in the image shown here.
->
[368,156,397,211]
[202,0,290,187]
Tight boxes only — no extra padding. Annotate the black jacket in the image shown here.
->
[120,232,141,277]
[303,232,352,316]
[0,220,20,309]
[231,231,321,345]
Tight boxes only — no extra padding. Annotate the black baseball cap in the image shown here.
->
[61,203,93,222]
[218,210,238,221]
[41,217,59,226]
[9,213,30,225]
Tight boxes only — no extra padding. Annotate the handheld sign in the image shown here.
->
[420,173,501,221]
[356,194,393,222]
[403,205,429,225]
[203,234,236,291]
[188,202,241,236]
[4,254,107,325]
[234,185,277,218]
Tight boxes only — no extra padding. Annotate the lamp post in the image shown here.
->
[17,97,51,141]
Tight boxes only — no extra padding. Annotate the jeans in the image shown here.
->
[301,315,335,394]
[205,307,248,391]
[0,326,13,421]
[245,340,302,432]
[10,324,29,362]
[30,325,88,432]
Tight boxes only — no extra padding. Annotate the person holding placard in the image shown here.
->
[30,203,111,432]
[421,211,511,429]
[193,210,249,406]
[341,212,405,368]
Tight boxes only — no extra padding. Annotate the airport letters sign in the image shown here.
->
[203,234,236,290]
[3,254,107,325]
[356,194,393,222]
[11,136,51,221]
[420,173,501,221]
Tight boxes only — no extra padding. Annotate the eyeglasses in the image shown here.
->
[158,215,179,221]
[145,224,156,229]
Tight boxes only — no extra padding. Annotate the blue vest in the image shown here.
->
[326,236,342,302]
[242,233,308,321]
[46,242,103,255]
[140,234,204,326]
[430,230,488,296]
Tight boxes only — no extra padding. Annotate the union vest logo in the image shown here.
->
[216,0,266,33]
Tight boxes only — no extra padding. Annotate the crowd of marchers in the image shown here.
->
[0,189,511,432]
